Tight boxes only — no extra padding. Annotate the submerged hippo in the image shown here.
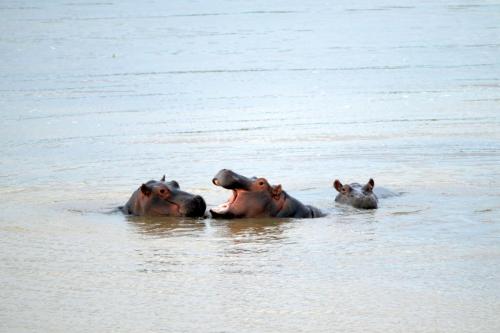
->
[211,169,323,218]
[333,178,378,209]
[122,175,206,217]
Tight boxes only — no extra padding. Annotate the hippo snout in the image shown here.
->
[184,195,206,217]
[212,169,253,190]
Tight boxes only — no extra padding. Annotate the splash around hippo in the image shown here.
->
[210,169,323,218]
[122,175,206,217]
[333,178,378,209]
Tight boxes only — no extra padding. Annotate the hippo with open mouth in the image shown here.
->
[210,169,323,218]
[333,178,378,209]
[122,175,206,217]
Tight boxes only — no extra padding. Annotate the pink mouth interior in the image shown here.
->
[212,190,238,214]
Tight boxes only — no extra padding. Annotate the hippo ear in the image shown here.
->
[169,180,180,189]
[366,178,375,191]
[272,184,282,200]
[160,175,166,182]
[140,183,152,197]
[333,180,343,192]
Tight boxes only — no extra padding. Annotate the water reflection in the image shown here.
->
[214,217,290,243]
[127,213,291,242]
[126,215,206,237]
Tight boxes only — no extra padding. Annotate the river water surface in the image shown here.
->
[1,1,500,332]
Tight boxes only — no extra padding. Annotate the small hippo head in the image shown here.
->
[123,175,206,217]
[210,169,285,218]
[333,178,378,209]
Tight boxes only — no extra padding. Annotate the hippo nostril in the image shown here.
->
[212,178,220,186]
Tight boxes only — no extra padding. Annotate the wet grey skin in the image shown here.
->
[333,178,378,209]
[122,175,206,217]
[211,169,324,218]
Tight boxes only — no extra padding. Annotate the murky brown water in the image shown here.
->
[1,1,500,332]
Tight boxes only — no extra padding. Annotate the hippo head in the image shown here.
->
[124,175,206,217]
[210,169,285,218]
[333,178,378,209]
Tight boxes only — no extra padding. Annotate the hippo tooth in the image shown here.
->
[211,203,229,214]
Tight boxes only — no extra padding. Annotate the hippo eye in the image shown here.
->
[159,189,165,194]
[258,181,264,186]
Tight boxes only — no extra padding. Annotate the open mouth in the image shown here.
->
[211,170,253,218]
[210,189,239,215]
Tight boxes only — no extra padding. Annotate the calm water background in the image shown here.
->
[1,0,500,332]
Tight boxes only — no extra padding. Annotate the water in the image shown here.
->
[1,0,500,332]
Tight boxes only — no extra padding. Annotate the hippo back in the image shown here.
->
[277,192,324,218]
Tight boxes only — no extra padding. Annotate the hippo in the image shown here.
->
[122,175,206,217]
[333,178,378,209]
[210,169,323,218]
